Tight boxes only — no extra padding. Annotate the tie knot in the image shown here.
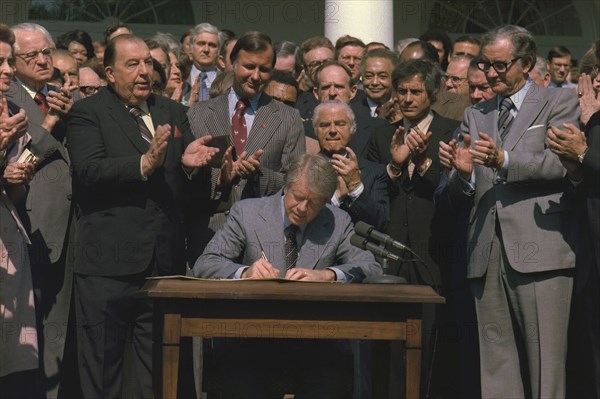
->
[129,106,143,118]
[33,92,46,105]
[235,99,249,112]
[286,224,299,236]
[201,72,208,80]
[500,97,514,112]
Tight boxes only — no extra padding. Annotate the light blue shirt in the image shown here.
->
[188,65,218,90]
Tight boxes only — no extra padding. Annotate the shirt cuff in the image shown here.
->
[348,182,364,200]
[140,155,148,181]
[234,266,249,279]
[458,171,476,196]
[329,267,347,282]
[494,151,509,183]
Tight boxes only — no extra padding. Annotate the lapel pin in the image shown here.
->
[262,123,267,128]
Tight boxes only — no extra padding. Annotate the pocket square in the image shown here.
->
[173,126,182,138]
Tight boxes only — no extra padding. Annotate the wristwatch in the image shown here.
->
[578,147,589,164]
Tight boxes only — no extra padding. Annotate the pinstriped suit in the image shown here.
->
[186,92,305,258]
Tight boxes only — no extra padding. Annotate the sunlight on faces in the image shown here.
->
[191,32,219,70]
[107,27,131,42]
[67,41,88,66]
[14,29,54,89]
[106,39,153,106]
[52,54,79,87]
[451,42,480,59]
[315,104,353,155]
[362,57,393,104]
[264,81,297,106]
[303,47,334,82]
[444,58,469,95]
[315,64,356,103]
[549,55,571,85]
[233,48,273,99]
[467,68,494,104]
[284,175,328,226]
[481,38,530,97]
[396,74,432,123]
[0,42,14,92]
[274,54,296,75]
[337,45,364,81]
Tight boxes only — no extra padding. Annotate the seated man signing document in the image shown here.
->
[193,153,381,282]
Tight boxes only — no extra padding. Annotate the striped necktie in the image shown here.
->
[33,92,49,116]
[498,97,515,140]
[128,106,153,145]
[200,72,208,101]
[285,224,299,269]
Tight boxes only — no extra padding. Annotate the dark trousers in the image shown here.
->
[74,271,153,399]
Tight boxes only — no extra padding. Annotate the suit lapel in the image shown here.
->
[207,95,232,139]
[244,94,280,155]
[256,193,286,272]
[105,89,149,154]
[502,86,546,150]
[300,210,332,269]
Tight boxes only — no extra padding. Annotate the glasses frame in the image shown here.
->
[442,75,468,85]
[477,57,522,73]
[15,47,55,63]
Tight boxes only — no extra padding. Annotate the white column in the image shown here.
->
[324,0,394,48]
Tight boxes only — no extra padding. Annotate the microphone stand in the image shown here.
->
[363,242,407,284]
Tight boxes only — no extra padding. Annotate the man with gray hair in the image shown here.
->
[530,55,551,87]
[194,152,380,281]
[7,22,76,399]
[187,22,220,102]
[313,101,388,230]
[441,25,579,398]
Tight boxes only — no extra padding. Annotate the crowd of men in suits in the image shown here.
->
[0,16,599,399]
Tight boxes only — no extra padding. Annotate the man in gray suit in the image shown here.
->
[440,25,580,398]
[195,153,381,281]
[186,31,305,262]
[7,22,76,399]
[194,154,380,396]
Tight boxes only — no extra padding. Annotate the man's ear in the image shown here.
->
[522,56,533,73]
[349,84,357,100]
[104,65,115,84]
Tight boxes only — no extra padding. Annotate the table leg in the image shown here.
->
[161,313,181,399]
[405,319,422,399]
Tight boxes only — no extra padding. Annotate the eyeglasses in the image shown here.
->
[477,57,521,73]
[15,47,55,63]
[79,85,100,96]
[442,75,467,85]
[306,58,333,71]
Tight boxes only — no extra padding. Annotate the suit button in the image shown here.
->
[403,222,408,227]
[491,208,496,215]
[67,194,72,201]
[407,195,413,200]
[224,210,230,216]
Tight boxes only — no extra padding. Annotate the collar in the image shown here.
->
[124,101,150,115]
[403,111,434,133]
[16,76,48,98]
[229,88,261,112]
[497,78,532,111]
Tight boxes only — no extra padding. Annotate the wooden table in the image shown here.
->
[141,278,444,399]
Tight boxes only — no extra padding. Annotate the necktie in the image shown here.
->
[200,72,208,102]
[374,105,382,118]
[33,92,49,116]
[128,106,153,145]
[498,97,515,140]
[232,99,249,155]
[285,225,299,269]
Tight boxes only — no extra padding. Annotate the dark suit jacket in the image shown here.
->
[367,112,460,285]
[5,79,72,265]
[337,156,389,230]
[66,87,198,276]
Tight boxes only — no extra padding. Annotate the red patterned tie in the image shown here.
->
[33,92,49,116]
[232,99,249,155]
[374,105,382,118]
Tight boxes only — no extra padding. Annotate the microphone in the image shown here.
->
[354,221,408,251]
[350,234,399,261]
